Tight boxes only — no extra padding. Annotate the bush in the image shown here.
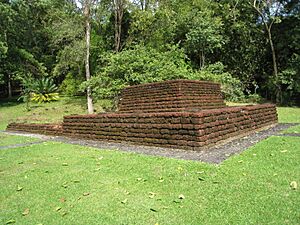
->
[83,46,245,102]
[190,62,245,101]
[60,72,84,96]
[19,76,59,110]
[83,45,192,99]
[30,77,59,103]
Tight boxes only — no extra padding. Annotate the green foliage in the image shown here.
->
[1,0,299,106]
[31,92,59,103]
[18,76,59,110]
[60,72,84,96]
[18,75,36,111]
[30,77,59,103]
[85,45,192,99]
[190,62,245,101]
[245,94,262,103]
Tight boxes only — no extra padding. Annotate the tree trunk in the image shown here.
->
[114,0,124,52]
[199,51,205,69]
[84,0,94,114]
[266,26,280,104]
[8,74,12,98]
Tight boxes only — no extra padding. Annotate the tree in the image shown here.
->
[112,0,126,52]
[250,0,283,103]
[84,0,94,114]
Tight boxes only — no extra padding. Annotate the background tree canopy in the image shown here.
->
[0,0,299,105]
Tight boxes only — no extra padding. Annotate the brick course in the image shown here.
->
[6,104,277,150]
[118,79,226,112]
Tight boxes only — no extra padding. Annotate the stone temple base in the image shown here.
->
[6,80,278,150]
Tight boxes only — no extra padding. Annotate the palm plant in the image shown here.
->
[19,77,59,110]
[30,77,59,103]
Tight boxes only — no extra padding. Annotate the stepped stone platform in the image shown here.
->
[119,80,226,112]
[6,80,278,150]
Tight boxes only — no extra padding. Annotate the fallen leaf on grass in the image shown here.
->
[121,199,128,204]
[290,181,297,190]
[5,219,15,224]
[178,194,185,199]
[158,177,164,183]
[17,186,23,191]
[136,178,147,182]
[22,208,29,216]
[61,212,68,217]
[149,192,156,199]
[83,192,90,196]
[55,207,62,212]
[198,177,205,181]
[60,198,66,203]
[61,182,68,188]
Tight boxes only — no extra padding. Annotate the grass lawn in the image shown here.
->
[277,107,300,123]
[282,125,300,134]
[0,98,299,224]
[0,133,39,147]
[0,97,112,130]
[0,136,299,225]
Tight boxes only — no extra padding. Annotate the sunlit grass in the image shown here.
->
[0,133,39,147]
[0,136,299,224]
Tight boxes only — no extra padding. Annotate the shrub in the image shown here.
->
[83,46,245,102]
[30,77,59,103]
[190,62,245,101]
[19,77,59,109]
[60,72,84,96]
[82,45,192,99]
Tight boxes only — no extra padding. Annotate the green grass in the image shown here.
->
[277,107,300,123]
[0,97,112,130]
[0,98,299,224]
[282,125,300,134]
[0,133,39,147]
[0,136,299,224]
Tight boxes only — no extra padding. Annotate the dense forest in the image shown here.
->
[0,0,299,107]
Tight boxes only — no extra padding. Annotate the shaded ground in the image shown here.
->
[2,123,299,164]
